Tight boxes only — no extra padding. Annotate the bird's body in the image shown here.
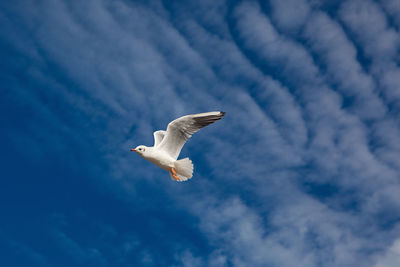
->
[131,111,225,182]
[140,146,175,171]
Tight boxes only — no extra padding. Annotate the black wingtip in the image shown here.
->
[220,111,226,116]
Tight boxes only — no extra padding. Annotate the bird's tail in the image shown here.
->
[169,158,194,182]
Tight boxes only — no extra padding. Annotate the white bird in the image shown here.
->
[130,111,225,182]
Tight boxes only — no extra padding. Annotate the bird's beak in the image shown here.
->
[130,149,136,152]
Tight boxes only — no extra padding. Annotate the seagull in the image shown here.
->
[131,111,225,182]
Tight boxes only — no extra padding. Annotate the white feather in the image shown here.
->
[157,111,225,159]
[153,130,166,147]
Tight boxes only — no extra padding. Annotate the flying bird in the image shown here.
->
[131,111,225,182]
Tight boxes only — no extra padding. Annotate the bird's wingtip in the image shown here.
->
[220,111,226,116]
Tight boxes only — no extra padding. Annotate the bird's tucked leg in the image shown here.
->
[170,167,181,181]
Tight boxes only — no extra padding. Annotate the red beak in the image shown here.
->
[130,149,136,152]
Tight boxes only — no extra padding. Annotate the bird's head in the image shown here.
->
[130,145,148,156]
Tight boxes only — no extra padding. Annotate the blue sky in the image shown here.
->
[1,0,400,266]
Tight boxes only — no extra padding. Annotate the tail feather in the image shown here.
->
[169,158,194,182]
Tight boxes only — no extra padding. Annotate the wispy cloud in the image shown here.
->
[374,238,400,267]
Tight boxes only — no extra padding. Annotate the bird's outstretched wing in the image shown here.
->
[153,130,166,147]
[157,111,225,159]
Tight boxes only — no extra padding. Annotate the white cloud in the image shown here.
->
[374,238,400,267]
[339,0,400,114]
[234,2,320,87]
[174,250,204,267]
[191,197,316,267]
[303,11,386,120]
[269,0,311,34]
[379,0,400,29]
[337,0,400,172]
[339,0,399,63]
